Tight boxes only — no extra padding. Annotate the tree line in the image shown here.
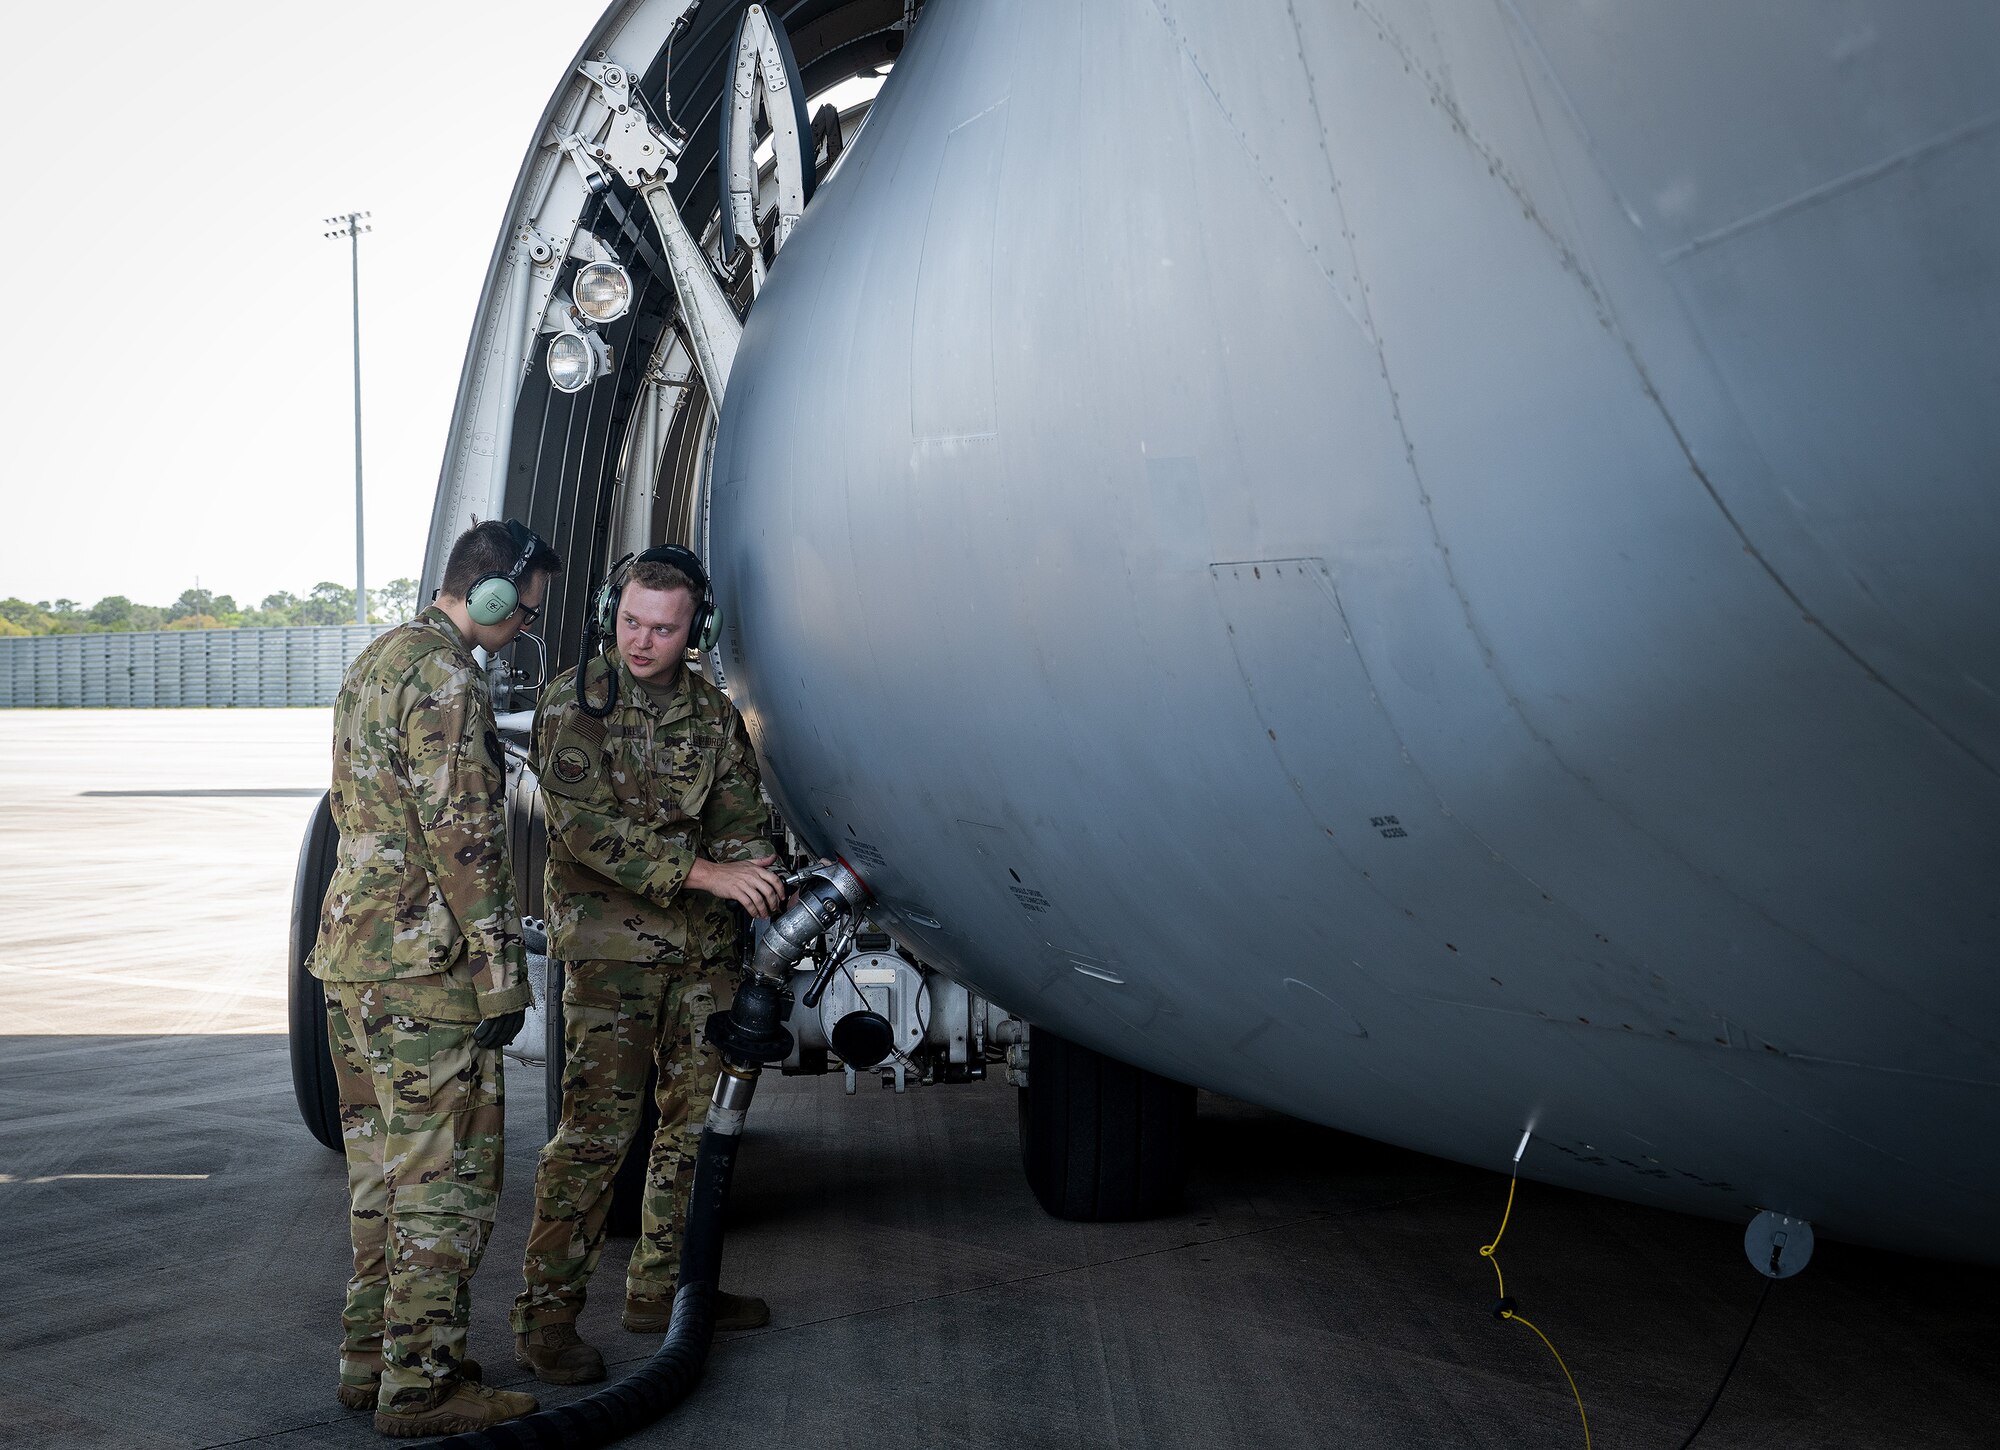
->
[0,580,419,637]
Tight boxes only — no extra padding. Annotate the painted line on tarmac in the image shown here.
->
[0,1173,212,1184]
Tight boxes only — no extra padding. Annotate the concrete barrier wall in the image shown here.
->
[0,625,388,707]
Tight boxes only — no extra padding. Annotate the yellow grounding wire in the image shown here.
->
[1481,1166,1592,1450]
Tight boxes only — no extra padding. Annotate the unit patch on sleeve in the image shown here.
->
[538,717,605,800]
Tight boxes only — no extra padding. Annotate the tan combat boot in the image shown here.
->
[623,1289,769,1333]
[337,1352,483,1410]
[514,1322,606,1385]
[373,1380,537,1438]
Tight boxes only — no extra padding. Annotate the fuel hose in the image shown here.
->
[426,1105,749,1450]
[424,864,866,1449]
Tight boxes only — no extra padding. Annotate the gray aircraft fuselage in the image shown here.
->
[705,1,2000,1260]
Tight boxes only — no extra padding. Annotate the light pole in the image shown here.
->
[323,211,371,625]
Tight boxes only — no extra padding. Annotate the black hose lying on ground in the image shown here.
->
[426,1122,746,1450]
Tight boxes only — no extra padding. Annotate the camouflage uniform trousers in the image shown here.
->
[511,957,731,1332]
[326,976,504,1409]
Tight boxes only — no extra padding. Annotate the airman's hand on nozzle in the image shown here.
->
[473,1009,526,1049]
[687,855,786,919]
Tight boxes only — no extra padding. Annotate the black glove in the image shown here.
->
[473,1009,526,1049]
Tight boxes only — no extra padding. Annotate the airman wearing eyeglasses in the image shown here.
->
[311,518,562,1436]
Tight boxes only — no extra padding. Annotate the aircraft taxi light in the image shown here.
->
[573,261,632,323]
[547,328,611,393]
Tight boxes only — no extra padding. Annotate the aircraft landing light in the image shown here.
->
[573,260,632,323]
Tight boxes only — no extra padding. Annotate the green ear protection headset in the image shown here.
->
[465,520,548,626]
[594,543,723,652]
[577,542,721,719]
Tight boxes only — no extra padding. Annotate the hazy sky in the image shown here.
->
[0,1,606,609]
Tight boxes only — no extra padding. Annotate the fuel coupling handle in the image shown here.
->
[752,859,870,982]
[705,860,872,1069]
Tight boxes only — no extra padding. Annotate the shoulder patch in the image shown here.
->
[551,743,591,785]
[538,718,606,801]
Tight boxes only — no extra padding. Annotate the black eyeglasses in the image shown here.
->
[516,601,541,625]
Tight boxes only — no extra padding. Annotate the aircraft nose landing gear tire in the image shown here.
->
[1018,1024,1195,1222]
[288,791,342,1152]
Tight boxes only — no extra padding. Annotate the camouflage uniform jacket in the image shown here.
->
[534,651,774,964]
[311,605,529,1016]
